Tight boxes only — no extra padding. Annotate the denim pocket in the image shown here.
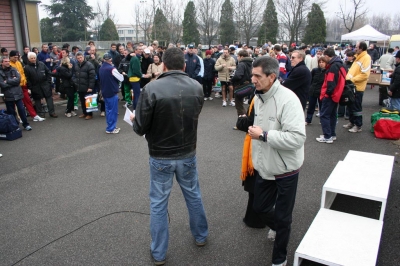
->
[150,160,173,184]
[183,157,197,179]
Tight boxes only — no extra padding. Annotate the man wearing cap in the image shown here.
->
[203,50,216,100]
[184,44,201,81]
[140,48,154,88]
[9,50,45,122]
[99,53,124,134]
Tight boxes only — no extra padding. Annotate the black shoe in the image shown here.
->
[195,239,207,247]
[150,250,166,266]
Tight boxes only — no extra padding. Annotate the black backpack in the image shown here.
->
[339,70,356,106]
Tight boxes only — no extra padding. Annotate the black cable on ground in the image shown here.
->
[11,210,150,266]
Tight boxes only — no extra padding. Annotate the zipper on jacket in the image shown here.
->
[277,150,288,170]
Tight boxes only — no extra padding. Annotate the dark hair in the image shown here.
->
[162,47,184,70]
[274,44,281,52]
[62,43,70,49]
[238,50,249,57]
[318,56,329,64]
[388,48,394,53]
[252,56,279,77]
[358,41,367,51]
[346,50,355,57]
[305,50,311,55]
[111,43,117,47]
[62,48,69,54]
[88,40,95,45]
[75,51,84,57]
[323,48,336,57]
[32,47,38,52]
[23,45,30,50]
[72,46,79,51]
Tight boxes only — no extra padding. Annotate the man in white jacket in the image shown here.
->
[247,56,306,266]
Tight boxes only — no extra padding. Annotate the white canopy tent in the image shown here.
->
[341,25,390,46]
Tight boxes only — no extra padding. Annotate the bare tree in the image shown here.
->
[196,0,222,46]
[368,14,391,34]
[92,0,117,41]
[337,0,368,33]
[158,0,183,45]
[392,13,400,31]
[234,0,263,45]
[275,0,314,44]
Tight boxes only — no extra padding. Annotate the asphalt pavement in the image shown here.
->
[0,86,399,266]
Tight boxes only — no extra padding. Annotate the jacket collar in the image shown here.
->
[256,79,280,103]
[158,70,188,79]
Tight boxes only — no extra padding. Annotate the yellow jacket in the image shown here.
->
[10,60,27,86]
[346,50,371,92]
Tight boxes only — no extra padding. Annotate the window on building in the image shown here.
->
[128,30,134,34]
[118,30,124,34]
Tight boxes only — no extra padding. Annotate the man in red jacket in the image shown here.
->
[316,48,347,144]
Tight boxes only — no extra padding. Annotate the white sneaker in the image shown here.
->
[74,106,78,110]
[315,112,320,117]
[316,136,333,143]
[204,97,208,101]
[33,115,45,122]
[320,135,336,141]
[208,97,213,101]
[65,113,72,118]
[100,111,105,117]
[267,229,276,241]
[215,92,222,98]
[348,125,362,133]
[71,111,77,116]
[222,100,227,107]
[343,122,354,129]
[229,101,235,107]
[243,99,248,105]
[272,259,287,266]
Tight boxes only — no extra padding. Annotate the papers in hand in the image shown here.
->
[124,107,135,126]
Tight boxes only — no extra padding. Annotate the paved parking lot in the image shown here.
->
[1,86,399,265]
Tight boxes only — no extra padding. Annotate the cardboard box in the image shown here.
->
[381,71,391,84]
[368,73,382,84]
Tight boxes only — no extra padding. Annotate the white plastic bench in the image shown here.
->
[321,151,394,221]
[294,208,383,266]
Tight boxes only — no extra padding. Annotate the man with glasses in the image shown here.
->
[281,50,311,110]
[343,41,371,133]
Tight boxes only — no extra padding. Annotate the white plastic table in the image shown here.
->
[294,208,383,266]
[321,151,394,221]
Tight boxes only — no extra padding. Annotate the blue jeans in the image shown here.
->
[389,97,400,111]
[149,156,208,261]
[130,81,141,110]
[349,91,364,127]
[104,94,119,132]
[5,99,29,128]
[320,97,338,139]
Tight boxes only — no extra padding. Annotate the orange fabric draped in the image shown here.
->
[240,98,255,181]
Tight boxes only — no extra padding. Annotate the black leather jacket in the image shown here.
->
[133,70,204,159]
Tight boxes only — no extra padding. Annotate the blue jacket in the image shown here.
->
[203,58,216,80]
[99,62,120,98]
[37,50,51,70]
[184,53,201,79]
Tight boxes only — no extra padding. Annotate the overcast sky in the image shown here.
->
[38,0,398,26]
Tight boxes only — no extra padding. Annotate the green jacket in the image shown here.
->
[128,55,142,79]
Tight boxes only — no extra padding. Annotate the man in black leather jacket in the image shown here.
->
[132,47,208,265]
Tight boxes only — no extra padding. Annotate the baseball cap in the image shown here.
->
[205,50,212,55]
[103,53,112,60]
[188,44,194,49]
[144,48,150,54]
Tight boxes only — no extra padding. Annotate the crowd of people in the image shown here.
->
[2,39,400,265]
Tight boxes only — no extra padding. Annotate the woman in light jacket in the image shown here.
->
[146,54,163,82]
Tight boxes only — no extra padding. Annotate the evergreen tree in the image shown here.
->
[152,8,169,44]
[44,0,94,41]
[98,18,119,41]
[303,3,326,45]
[219,0,235,45]
[182,1,200,45]
[258,0,278,45]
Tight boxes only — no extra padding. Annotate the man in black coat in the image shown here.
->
[73,52,96,120]
[282,50,312,110]
[388,52,400,110]
[24,52,58,118]
[0,57,31,130]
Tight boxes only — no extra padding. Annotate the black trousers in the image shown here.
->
[253,171,299,264]
[202,78,213,98]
